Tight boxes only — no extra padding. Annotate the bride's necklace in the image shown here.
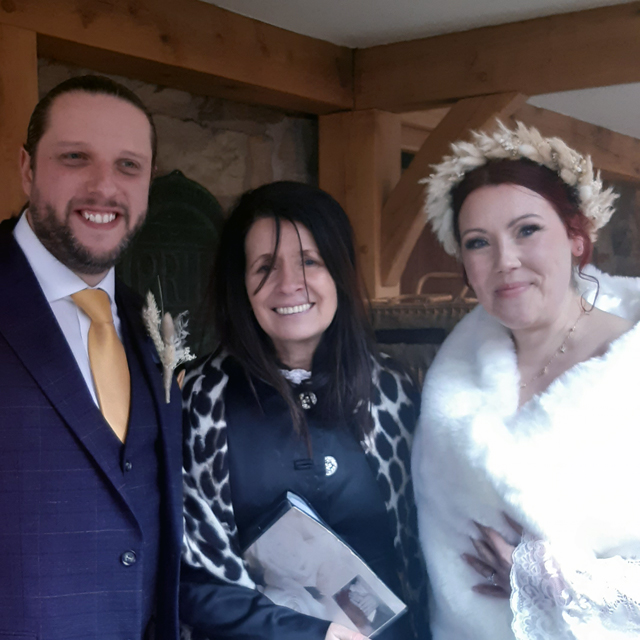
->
[519,309,586,390]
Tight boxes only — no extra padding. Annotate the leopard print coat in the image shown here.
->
[182,349,429,638]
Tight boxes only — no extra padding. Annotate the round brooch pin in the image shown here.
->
[324,456,338,476]
[298,391,317,410]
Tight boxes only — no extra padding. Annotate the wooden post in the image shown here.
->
[0,24,38,221]
[380,92,527,287]
[319,110,402,299]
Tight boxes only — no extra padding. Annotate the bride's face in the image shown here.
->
[458,183,583,331]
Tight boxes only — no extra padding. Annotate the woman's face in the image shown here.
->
[458,184,582,331]
[245,217,338,369]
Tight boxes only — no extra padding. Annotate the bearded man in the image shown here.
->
[0,75,183,640]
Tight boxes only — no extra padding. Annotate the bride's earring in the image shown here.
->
[572,238,584,257]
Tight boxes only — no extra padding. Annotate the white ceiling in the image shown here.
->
[529,84,640,140]
[200,0,640,139]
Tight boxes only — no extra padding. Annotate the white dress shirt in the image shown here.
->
[14,213,122,407]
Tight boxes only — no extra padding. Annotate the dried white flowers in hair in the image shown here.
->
[423,121,618,257]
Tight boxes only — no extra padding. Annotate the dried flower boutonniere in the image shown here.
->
[142,291,196,403]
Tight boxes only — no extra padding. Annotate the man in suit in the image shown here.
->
[0,75,183,639]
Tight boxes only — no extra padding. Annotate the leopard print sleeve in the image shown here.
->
[365,354,430,638]
[181,351,255,588]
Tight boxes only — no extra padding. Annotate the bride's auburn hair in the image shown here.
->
[450,158,594,271]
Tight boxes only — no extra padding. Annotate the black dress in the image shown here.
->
[180,360,413,639]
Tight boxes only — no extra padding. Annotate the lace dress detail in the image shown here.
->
[511,534,640,639]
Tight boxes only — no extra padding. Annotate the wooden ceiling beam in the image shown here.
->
[401,125,430,154]
[400,108,450,152]
[400,108,451,132]
[380,92,527,287]
[0,0,353,114]
[355,2,640,112]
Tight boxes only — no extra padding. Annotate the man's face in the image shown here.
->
[20,91,154,281]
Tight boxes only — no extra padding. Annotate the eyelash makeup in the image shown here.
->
[518,223,542,237]
[463,223,544,250]
[464,237,488,251]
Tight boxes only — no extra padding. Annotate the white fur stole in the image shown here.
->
[412,267,640,640]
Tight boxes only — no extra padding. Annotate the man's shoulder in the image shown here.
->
[0,217,19,256]
[0,216,19,235]
[0,221,34,296]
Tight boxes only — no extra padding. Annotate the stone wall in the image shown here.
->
[38,59,318,212]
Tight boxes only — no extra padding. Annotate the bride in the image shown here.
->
[413,122,640,639]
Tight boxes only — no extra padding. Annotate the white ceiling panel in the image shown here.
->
[528,84,640,140]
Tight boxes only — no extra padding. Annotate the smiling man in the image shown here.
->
[0,76,183,640]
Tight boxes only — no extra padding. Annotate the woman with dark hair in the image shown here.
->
[412,122,640,640]
[180,181,429,640]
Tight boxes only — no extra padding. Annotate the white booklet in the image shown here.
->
[243,491,407,637]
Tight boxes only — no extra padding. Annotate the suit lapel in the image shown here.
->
[116,283,183,536]
[117,284,183,635]
[0,233,135,509]
[116,284,166,409]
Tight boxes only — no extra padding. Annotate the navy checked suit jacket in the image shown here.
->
[0,227,183,640]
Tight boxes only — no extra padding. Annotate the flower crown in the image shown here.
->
[422,120,618,257]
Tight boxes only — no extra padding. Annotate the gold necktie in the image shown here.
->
[72,289,130,442]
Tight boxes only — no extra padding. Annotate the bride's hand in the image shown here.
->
[325,622,370,640]
[462,513,523,599]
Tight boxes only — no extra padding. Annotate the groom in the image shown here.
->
[0,76,183,639]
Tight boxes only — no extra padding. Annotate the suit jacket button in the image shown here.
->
[121,550,137,566]
[124,460,132,472]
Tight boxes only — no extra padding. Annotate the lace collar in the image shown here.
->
[279,368,311,385]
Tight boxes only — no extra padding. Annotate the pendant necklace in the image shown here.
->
[519,309,585,390]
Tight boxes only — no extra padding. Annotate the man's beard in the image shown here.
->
[28,196,146,276]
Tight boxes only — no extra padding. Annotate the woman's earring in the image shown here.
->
[573,239,584,257]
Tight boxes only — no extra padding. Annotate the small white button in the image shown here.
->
[324,456,338,476]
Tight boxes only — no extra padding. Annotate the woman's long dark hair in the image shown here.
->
[212,181,377,439]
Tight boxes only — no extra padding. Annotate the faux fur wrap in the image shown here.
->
[412,267,640,640]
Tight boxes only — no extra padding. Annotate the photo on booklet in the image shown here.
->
[243,492,406,637]
[333,575,396,636]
